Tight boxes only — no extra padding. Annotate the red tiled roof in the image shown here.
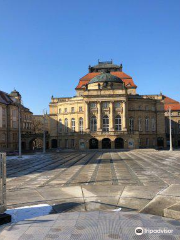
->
[163,95,180,111]
[164,104,180,111]
[75,71,137,89]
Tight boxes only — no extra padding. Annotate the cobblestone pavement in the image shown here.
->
[1,211,180,240]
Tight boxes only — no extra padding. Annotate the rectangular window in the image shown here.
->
[79,118,83,133]
[12,109,17,118]
[2,119,6,128]
[115,102,121,108]
[102,102,109,109]
[138,118,142,131]
[71,107,75,113]
[65,139,68,148]
[59,108,61,114]
[102,116,109,132]
[59,119,62,133]
[129,118,134,131]
[90,102,96,108]
[13,133,17,141]
[71,119,75,132]
[79,106,83,112]
[115,116,121,131]
[71,139,75,148]
[152,118,156,132]
[64,108,67,113]
[145,118,149,131]
[146,138,149,146]
[1,133,6,141]
[2,108,6,116]
[12,121,18,128]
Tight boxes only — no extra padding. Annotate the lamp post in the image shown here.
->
[18,105,22,158]
[43,109,47,154]
[169,107,173,151]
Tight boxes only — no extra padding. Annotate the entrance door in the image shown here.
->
[178,140,180,148]
[115,138,124,149]
[157,137,164,148]
[89,138,98,149]
[102,138,111,149]
[51,139,57,148]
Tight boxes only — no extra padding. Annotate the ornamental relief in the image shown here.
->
[90,108,98,114]
[90,112,98,117]
[115,106,123,114]
[102,110,110,116]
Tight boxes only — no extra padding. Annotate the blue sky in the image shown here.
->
[0,0,180,114]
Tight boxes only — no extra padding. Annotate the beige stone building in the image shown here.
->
[49,61,166,150]
[164,95,180,148]
[0,90,33,152]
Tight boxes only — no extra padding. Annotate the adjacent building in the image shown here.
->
[0,90,33,151]
[164,96,180,148]
[49,61,167,149]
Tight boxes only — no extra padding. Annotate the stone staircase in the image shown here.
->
[139,184,180,220]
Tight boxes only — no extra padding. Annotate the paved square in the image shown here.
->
[6,150,180,216]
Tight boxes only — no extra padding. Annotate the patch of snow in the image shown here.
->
[112,208,122,212]
[5,204,52,223]
[6,154,43,161]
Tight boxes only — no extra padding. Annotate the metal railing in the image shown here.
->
[0,153,6,213]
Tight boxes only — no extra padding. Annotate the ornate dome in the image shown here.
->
[88,73,123,84]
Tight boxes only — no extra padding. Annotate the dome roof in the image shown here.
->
[88,73,123,84]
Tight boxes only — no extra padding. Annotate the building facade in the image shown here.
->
[164,96,180,148]
[49,61,166,149]
[0,90,33,151]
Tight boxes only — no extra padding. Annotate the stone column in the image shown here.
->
[85,102,89,129]
[122,101,127,130]
[97,101,101,130]
[110,102,114,131]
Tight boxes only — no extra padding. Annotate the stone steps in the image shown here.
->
[139,184,180,219]
[164,202,180,220]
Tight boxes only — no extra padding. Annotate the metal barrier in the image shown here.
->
[0,153,6,213]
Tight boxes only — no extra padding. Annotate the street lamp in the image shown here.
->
[169,107,173,151]
[18,104,22,158]
[43,109,47,154]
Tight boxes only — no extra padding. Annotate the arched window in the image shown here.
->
[115,115,121,131]
[90,116,97,132]
[79,117,83,133]
[138,118,142,131]
[103,115,109,132]
[65,118,68,133]
[71,118,75,132]
[59,119,62,132]
[152,118,156,132]
[145,117,149,131]
[129,117,134,131]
